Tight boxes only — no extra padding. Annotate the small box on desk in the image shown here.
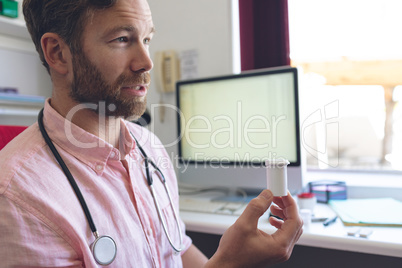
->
[308,180,347,203]
[0,0,18,18]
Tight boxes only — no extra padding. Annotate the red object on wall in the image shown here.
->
[0,125,28,150]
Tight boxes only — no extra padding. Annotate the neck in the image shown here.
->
[50,91,122,149]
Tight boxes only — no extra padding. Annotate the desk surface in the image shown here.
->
[180,203,402,258]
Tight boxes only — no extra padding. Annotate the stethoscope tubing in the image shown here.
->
[39,109,117,265]
[131,135,183,253]
[38,109,98,235]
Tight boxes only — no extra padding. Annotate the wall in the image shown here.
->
[0,0,51,97]
[0,7,52,126]
[147,0,236,157]
[0,48,51,97]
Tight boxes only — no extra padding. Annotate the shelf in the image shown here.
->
[0,16,30,40]
[0,98,44,117]
[0,106,40,117]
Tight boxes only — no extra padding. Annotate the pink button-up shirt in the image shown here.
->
[0,100,191,267]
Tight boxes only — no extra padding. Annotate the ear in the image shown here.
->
[41,33,71,75]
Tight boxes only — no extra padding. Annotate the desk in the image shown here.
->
[180,203,402,259]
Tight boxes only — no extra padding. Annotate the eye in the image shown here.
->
[115,36,129,43]
[144,38,151,45]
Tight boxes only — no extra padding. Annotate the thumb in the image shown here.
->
[236,190,273,229]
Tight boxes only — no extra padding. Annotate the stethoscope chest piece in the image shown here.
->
[91,235,117,266]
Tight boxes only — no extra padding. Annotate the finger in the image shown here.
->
[271,193,303,242]
[273,191,296,208]
[272,218,303,248]
[236,190,273,230]
[269,215,284,229]
[274,192,299,220]
[272,196,284,208]
[270,204,286,220]
[280,192,298,209]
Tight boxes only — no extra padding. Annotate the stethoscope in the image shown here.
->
[38,108,183,266]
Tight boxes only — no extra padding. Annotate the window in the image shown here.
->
[288,0,402,172]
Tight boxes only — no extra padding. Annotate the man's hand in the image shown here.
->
[206,190,303,268]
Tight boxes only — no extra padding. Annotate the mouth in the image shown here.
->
[121,84,148,97]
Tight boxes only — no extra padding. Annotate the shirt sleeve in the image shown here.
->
[0,195,83,268]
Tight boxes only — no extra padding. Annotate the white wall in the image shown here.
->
[0,10,52,126]
[147,0,236,156]
[0,48,52,97]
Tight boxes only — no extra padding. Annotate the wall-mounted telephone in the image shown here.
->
[154,50,180,93]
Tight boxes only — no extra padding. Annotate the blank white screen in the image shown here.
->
[178,71,298,163]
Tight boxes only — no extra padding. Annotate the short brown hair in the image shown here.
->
[23,0,117,73]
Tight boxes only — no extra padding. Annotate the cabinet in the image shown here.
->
[0,15,51,126]
[0,15,29,40]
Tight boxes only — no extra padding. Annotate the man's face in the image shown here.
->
[70,48,150,119]
[70,0,154,120]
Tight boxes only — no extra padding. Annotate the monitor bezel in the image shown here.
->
[176,66,301,167]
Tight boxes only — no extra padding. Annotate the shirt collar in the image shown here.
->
[42,99,137,175]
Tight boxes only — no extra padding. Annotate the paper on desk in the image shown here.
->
[329,198,402,227]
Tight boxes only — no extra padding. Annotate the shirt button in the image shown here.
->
[110,151,116,158]
[147,228,153,236]
[96,164,103,171]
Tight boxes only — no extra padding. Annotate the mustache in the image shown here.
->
[116,72,151,87]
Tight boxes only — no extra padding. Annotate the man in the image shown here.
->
[0,0,303,267]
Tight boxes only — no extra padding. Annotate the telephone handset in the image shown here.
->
[154,50,180,123]
[154,50,180,93]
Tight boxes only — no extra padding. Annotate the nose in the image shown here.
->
[130,45,153,73]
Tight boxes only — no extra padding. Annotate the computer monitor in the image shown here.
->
[175,66,304,195]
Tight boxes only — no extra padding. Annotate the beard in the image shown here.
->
[69,50,150,120]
